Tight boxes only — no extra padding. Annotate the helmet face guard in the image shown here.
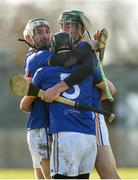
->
[58,10,93,42]
[23,18,51,49]
[58,10,89,41]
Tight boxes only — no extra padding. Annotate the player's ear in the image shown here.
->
[24,35,33,45]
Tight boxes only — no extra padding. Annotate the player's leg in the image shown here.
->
[27,127,51,179]
[39,128,51,179]
[51,132,91,178]
[51,132,80,178]
[34,168,45,179]
[95,113,120,179]
[78,134,97,179]
[51,132,97,179]
[95,145,120,179]
[40,159,51,179]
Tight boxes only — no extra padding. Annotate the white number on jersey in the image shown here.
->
[60,73,80,99]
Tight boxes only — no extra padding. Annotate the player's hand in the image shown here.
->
[25,76,32,83]
[91,30,100,52]
[41,86,60,103]
[91,40,98,51]
[93,30,100,40]
[41,81,69,103]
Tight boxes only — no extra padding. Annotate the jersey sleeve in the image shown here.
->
[64,50,96,87]
[49,41,96,87]
[25,50,52,78]
[93,66,103,86]
[32,68,42,88]
[24,53,38,77]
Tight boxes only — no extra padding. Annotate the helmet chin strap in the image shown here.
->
[18,38,37,49]
[74,36,82,45]
[73,24,84,44]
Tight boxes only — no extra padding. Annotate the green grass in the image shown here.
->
[91,168,138,179]
[0,168,138,179]
[0,169,34,179]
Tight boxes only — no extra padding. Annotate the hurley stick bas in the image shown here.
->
[98,28,114,102]
[9,73,115,123]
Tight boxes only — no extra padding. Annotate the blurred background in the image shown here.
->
[0,0,138,169]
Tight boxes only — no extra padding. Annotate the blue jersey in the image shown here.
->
[25,49,52,77]
[24,49,52,130]
[33,65,102,135]
[91,87,102,109]
[27,99,50,130]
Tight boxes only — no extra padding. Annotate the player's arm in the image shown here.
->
[49,43,92,67]
[20,67,42,112]
[24,70,32,83]
[20,66,35,112]
[48,42,96,87]
[20,96,36,112]
[96,80,116,100]
[42,50,96,103]
[93,66,116,100]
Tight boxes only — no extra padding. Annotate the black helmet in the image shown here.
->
[52,31,74,53]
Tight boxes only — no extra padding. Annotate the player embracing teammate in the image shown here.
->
[19,10,120,179]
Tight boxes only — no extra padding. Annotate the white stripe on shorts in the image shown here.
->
[94,113,110,146]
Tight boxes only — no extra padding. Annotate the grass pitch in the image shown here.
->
[0,167,138,179]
